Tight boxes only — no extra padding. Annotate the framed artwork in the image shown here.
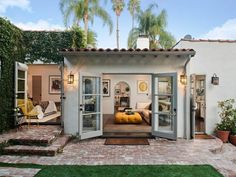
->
[49,75,61,94]
[102,79,110,97]
[137,80,148,94]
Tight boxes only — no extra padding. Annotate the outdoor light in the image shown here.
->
[180,74,187,85]
[211,73,219,85]
[67,72,74,84]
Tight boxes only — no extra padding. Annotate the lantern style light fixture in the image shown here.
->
[211,73,219,85]
[67,72,74,84]
[180,74,187,85]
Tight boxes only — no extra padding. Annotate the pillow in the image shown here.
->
[136,102,151,109]
[149,103,152,110]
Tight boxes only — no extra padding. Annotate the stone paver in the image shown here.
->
[0,138,236,177]
[0,167,40,177]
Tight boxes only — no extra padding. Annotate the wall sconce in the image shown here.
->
[67,72,74,84]
[211,73,219,85]
[180,74,187,85]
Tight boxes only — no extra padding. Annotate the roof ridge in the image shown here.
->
[181,39,236,43]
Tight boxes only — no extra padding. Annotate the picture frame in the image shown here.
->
[102,79,110,97]
[49,75,61,94]
[137,80,148,94]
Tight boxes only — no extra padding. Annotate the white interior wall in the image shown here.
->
[63,54,188,137]
[102,75,152,114]
[176,41,236,134]
[28,64,60,102]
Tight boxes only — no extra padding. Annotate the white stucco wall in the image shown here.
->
[175,40,236,134]
[27,64,61,102]
[63,54,189,137]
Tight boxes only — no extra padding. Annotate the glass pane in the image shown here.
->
[18,80,25,91]
[83,96,100,113]
[158,114,173,132]
[83,76,100,94]
[82,114,100,133]
[18,70,25,79]
[158,96,172,113]
[154,96,172,113]
[17,93,25,99]
[157,77,172,94]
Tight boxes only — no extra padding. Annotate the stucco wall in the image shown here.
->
[63,54,188,137]
[28,64,61,102]
[175,40,236,134]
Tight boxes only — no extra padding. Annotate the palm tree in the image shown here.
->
[128,0,140,30]
[127,5,175,49]
[60,0,113,45]
[112,0,125,49]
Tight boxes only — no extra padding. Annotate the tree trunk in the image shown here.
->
[84,0,89,46]
[132,14,134,30]
[116,15,119,49]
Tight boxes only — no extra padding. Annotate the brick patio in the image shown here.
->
[0,126,236,177]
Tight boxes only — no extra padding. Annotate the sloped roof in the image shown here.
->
[60,48,195,57]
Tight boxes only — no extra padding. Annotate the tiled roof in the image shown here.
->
[181,39,236,43]
[60,48,195,52]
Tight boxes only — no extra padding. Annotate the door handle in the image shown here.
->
[80,104,84,111]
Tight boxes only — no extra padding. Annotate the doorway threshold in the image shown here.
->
[102,132,152,138]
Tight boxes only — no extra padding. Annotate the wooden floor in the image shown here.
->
[103,114,151,133]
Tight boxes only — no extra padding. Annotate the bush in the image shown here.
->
[216,99,235,131]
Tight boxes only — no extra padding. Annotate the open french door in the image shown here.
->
[15,62,28,125]
[152,73,177,140]
[79,73,103,139]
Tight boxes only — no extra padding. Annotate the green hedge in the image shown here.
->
[0,17,85,133]
[0,17,25,132]
[23,29,85,63]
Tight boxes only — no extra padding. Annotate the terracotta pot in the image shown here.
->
[216,130,230,143]
[230,135,236,146]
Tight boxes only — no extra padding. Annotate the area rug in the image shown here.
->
[195,134,215,139]
[105,138,149,145]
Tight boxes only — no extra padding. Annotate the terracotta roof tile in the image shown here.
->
[60,48,195,54]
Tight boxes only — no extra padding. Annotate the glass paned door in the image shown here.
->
[15,62,28,126]
[79,73,102,139]
[152,73,177,140]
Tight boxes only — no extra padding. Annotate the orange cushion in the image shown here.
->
[115,112,142,124]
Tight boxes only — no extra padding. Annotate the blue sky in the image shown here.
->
[1,0,236,48]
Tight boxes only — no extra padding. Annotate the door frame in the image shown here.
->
[151,73,178,140]
[190,74,207,136]
[79,72,103,140]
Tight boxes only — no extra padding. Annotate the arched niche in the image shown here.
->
[114,81,131,112]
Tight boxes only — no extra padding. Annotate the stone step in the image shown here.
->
[3,135,70,156]
[9,126,63,146]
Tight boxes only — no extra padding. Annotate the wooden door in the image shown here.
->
[32,76,42,103]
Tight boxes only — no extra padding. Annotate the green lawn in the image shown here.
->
[0,163,223,177]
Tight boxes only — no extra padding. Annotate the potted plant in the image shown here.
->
[230,111,236,146]
[215,99,235,143]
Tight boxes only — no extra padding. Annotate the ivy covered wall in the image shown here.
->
[0,17,85,133]
[0,17,25,133]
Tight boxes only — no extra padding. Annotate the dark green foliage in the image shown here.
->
[23,28,85,63]
[0,163,223,177]
[0,17,25,133]
[0,17,85,133]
